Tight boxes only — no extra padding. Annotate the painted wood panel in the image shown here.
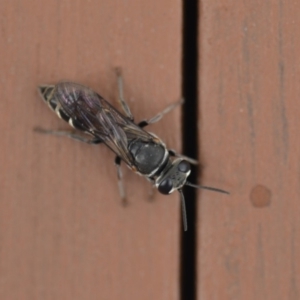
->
[198,1,300,299]
[0,1,182,299]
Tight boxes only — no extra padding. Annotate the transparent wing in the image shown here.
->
[54,82,155,168]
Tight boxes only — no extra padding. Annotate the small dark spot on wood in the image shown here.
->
[250,184,271,208]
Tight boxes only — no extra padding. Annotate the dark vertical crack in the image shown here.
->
[180,0,198,300]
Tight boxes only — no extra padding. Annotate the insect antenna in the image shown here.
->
[185,181,229,194]
[178,189,188,231]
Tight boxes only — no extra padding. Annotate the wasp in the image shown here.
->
[36,70,228,231]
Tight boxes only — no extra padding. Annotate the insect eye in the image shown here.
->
[178,161,191,173]
[158,178,173,195]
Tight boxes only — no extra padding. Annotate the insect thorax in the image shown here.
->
[128,139,168,176]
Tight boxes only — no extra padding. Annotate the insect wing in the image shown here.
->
[54,82,154,168]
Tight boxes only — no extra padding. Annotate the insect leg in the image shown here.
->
[138,98,184,128]
[115,156,127,206]
[34,128,102,144]
[145,177,156,201]
[115,68,134,121]
[168,149,198,165]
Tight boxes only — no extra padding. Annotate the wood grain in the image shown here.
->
[198,1,300,299]
[0,1,182,299]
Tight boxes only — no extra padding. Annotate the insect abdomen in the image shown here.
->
[38,84,88,131]
[38,85,57,109]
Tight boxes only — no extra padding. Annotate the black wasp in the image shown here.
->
[36,70,229,231]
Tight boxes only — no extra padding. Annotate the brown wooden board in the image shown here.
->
[0,1,182,299]
[198,1,300,299]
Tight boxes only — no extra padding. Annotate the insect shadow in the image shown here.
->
[35,69,229,231]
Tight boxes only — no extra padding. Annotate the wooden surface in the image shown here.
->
[2,0,300,299]
[0,1,182,299]
[198,1,300,299]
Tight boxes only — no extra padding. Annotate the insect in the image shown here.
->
[36,70,229,231]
